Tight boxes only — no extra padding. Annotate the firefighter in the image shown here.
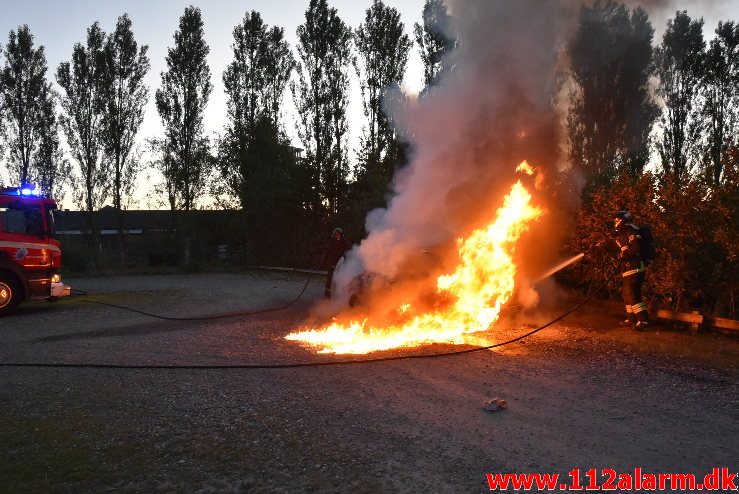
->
[601,210,649,330]
[322,227,351,298]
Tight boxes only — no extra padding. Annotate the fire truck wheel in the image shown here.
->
[0,272,22,317]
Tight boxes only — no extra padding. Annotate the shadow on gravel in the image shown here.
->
[32,320,202,343]
[652,366,734,385]
[32,304,313,344]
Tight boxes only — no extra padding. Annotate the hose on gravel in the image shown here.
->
[66,269,316,321]
[1,284,603,370]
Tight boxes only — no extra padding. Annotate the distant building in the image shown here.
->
[55,206,172,236]
[290,146,304,163]
[55,207,242,266]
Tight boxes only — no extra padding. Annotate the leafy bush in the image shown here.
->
[565,165,738,318]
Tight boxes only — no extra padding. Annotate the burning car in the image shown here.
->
[345,248,446,308]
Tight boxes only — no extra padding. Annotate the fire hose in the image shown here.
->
[67,267,317,322]
[1,281,603,370]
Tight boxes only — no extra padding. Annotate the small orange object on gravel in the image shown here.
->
[482,397,507,411]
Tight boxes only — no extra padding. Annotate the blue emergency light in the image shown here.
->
[18,183,40,197]
[0,184,42,197]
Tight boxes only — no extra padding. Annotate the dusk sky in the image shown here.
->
[0,0,427,205]
[0,0,737,207]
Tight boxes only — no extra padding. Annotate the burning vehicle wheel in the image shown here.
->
[0,273,21,317]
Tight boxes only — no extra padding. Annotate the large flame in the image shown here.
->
[286,164,544,354]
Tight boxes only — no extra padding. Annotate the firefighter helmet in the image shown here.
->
[332,227,344,237]
[613,210,632,230]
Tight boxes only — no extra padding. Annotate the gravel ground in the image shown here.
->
[1,271,737,493]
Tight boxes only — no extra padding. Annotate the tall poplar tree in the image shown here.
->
[700,21,739,185]
[99,14,150,254]
[220,10,294,210]
[414,0,454,90]
[354,0,411,187]
[293,0,352,218]
[654,11,706,182]
[568,0,658,184]
[0,25,50,186]
[155,6,212,264]
[57,22,108,250]
[264,26,295,124]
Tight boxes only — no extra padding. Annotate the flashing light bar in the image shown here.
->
[0,184,42,197]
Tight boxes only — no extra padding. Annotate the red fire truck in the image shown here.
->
[0,185,70,316]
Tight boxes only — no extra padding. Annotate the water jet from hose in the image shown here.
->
[536,253,585,282]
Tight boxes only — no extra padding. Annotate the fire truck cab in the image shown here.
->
[0,185,71,316]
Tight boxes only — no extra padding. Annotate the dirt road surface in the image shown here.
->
[1,272,737,493]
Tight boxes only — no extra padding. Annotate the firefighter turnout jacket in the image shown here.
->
[604,222,649,322]
[612,223,647,278]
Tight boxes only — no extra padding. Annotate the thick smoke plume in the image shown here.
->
[332,0,583,308]
[327,0,584,309]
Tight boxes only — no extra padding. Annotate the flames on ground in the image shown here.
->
[285,163,544,354]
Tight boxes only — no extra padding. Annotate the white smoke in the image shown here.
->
[330,0,584,302]
[333,0,736,306]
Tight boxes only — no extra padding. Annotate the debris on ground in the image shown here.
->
[482,397,507,412]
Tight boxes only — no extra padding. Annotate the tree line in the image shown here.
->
[568,1,739,187]
[0,0,448,264]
